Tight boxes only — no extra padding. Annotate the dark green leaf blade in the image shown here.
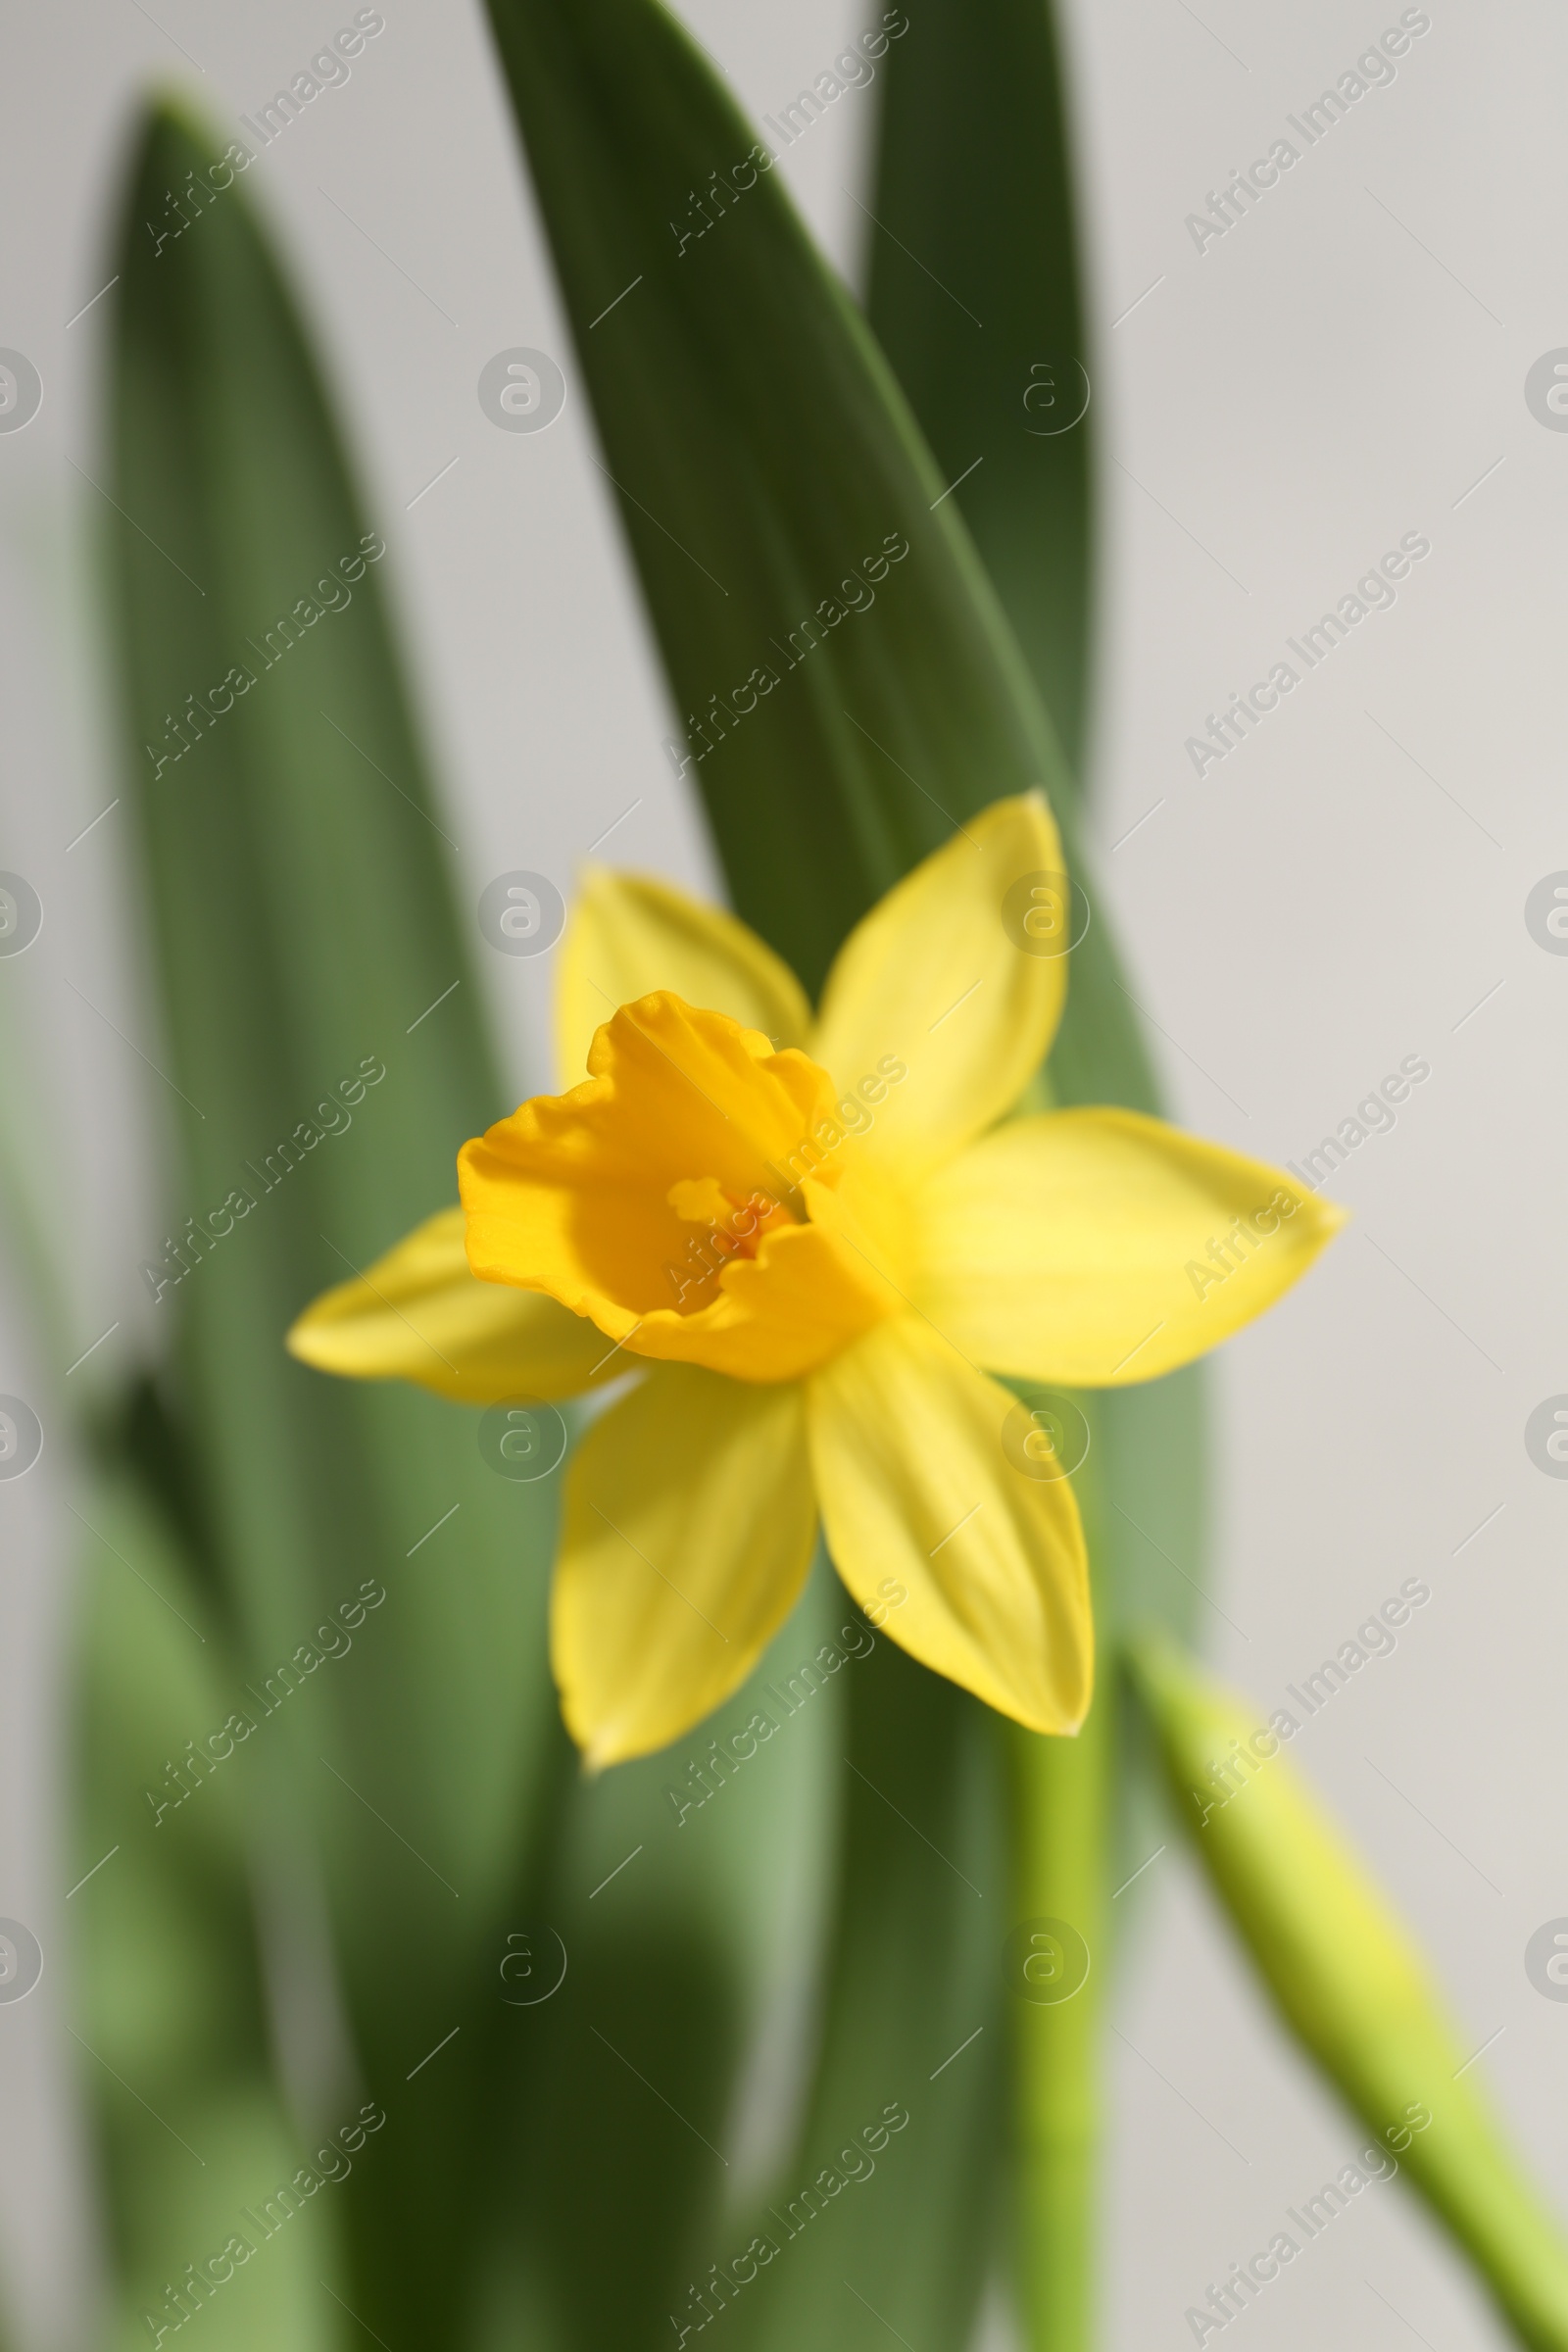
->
[866,0,1206,1652]
[869,0,1094,776]
[109,102,562,2345]
[476,8,1213,2345]
[867,23,1204,2336]
[473,5,1079,2342]
[722,1638,1005,2352]
[483,0,1070,997]
[488,1565,846,2349]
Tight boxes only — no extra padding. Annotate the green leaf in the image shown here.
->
[864,0,1210,1692]
[72,1467,341,2352]
[867,25,1203,2337]
[869,0,1094,775]
[482,0,1069,997]
[477,2,1040,2335]
[475,6,1217,2341]
[866,0,1208,1655]
[485,1563,847,2348]
[0,995,78,1373]
[727,1636,1005,2352]
[1132,1634,1568,2352]
[111,100,859,2352]
[108,101,563,2343]
[475,1,1204,1652]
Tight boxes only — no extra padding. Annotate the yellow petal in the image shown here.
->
[555,1365,816,1763]
[558,862,811,1080]
[286,1206,614,1404]
[809,793,1069,1176]
[808,1317,1091,1734]
[915,1108,1348,1386]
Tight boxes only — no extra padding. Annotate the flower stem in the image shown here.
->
[1005,1673,1111,2351]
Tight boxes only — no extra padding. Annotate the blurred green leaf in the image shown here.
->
[108,101,562,2344]
[476,0,1094,2336]
[485,1562,845,2349]
[482,0,1069,998]
[476,2,1219,2339]
[868,24,1207,2327]
[0,1010,77,1372]
[479,0,1034,2324]
[729,1631,1005,2352]
[72,1466,341,2352]
[866,0,1209,1706]
[867,22,1201,2334]
[1133,1634,1568,2352]
[870,0,1094,775]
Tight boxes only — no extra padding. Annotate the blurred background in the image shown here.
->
[1,0,1564,2344]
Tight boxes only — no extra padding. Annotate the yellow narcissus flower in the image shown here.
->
[288,797,1343,1765]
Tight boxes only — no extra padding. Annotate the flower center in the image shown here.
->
[460,991,904,1382]
[665,1178,797,1310]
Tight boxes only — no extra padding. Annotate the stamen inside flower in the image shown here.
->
[665,1177,797,1307]
[461,993,901,1379]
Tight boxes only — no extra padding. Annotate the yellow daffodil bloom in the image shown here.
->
[288,797,1343,1765]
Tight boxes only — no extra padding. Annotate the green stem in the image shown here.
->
[1005,1672,1111,2349]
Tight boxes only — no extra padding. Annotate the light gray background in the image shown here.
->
[1,2,1563,2346]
